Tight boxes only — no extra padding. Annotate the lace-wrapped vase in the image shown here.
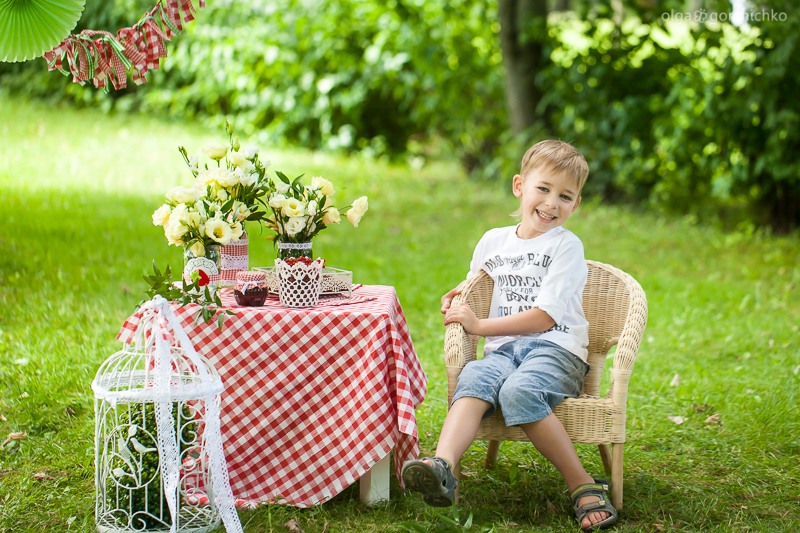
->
[275,259,323,308]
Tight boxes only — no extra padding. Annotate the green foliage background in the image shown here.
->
[1,0,798,230]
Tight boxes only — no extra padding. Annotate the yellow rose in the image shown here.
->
[322,207,340,225]
[282,197,305,218]
[346,209,362,227]
[203,145,228,161]
[351,196,369,217]
[311,176,335,196]
[166,186,200,205]
[189,241,205,257]
[152,204,171,226]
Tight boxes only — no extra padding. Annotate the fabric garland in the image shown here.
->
[42,0,205,92]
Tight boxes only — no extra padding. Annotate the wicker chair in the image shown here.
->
[444,260,648,510]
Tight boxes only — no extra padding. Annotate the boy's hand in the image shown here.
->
[440,280,467,314]
[444,302,482,335]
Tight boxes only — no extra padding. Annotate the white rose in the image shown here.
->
[152,204,171,226]
[216,188,228,201]
[215,169,239,187]
[306,200,318,216]
[229,151,247,166]
[164,224,185,246]
[203,145,228,161]
[269,194,287,209]
[346,209,362,227]
[189,241,205,257]
[284,217,306,236]
[240,160,256,173]
[195,169,214,190]
[243,145,259,159]
[205,217,234,245]
[322,207,340,225]
[275,181,291,194]
[282,197,305,218]
[170,203,190,225]
[351,196,369,217]
[188,154,200,170]
[166,186,200,205]
[311,176,335,196]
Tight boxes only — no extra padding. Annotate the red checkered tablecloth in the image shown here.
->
[116,285,427,507]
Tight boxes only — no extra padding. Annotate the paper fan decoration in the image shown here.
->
[0,0,87,62]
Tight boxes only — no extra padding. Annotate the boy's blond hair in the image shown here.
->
[520,140,589,193]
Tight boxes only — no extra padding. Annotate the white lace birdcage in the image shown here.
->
[92,296,242,533]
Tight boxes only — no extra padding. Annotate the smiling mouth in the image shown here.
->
[536,209,556,221]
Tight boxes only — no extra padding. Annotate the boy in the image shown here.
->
[402,141,616,530]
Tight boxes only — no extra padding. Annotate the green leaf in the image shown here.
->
[276,171,291,184]
[217,312,224,331]
[509,462,519,484]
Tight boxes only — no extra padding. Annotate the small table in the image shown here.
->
[117,285,427,507]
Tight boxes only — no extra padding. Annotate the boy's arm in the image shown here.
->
[444,303,555,336]
[440,280,468,314]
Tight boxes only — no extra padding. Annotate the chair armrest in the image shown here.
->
[443,270,494,370]
[608,268,648,407]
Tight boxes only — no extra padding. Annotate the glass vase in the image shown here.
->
[183,244,221,291]
[277,241,313,260]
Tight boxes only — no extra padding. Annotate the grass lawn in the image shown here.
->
[0,94,798,533]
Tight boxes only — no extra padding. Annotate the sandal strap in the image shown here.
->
[425,456,452,471]
[570,482,608,502]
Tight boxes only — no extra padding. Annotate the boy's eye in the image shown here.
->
[538,187,549,192]
[561,194,572,201]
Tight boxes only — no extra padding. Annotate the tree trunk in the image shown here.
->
[498,0,549,134]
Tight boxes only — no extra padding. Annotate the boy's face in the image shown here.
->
[512,168,582,239]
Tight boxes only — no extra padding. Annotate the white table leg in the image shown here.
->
[360,452,391,504]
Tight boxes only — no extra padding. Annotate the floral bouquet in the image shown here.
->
[264,172,369,250]
[152,121,270,254]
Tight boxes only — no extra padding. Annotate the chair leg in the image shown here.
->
[454,459,461,505]
[598,444,612,474]
[485,440,500,469]
[610,443,623,510]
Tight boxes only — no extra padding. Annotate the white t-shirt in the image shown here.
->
[467,225,589,362]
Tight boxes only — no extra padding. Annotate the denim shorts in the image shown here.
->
[451,338,590,426]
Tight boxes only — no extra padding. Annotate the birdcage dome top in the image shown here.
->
[92,297,222,402]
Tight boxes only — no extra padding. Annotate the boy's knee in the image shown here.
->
[498,378,546,409]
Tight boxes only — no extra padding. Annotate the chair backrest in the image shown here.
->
[581,260,637,397]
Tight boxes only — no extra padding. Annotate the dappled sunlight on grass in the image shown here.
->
[1,95,798,532]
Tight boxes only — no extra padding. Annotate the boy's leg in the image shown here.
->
[519,414,611,530]
[434,396,493,466]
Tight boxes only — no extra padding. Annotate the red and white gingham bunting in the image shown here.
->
[117,285,427,507]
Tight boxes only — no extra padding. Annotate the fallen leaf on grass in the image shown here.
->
[669,374,680,387]
[704,414,721,424]
[692,403,709,412]
[1,431,27,447]
[19,392,29,399]
[668,416,684,425]
[507,522,519,527]
[33,472,54,480]
[0,468,12,478]
[66,406,76,417]
[0,413,7,422]
[546,500,557,513]
[653,524,666,532]
[285,519,305,533]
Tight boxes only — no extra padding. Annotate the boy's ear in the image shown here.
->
[512,174,523,198]
[572,196,582,212]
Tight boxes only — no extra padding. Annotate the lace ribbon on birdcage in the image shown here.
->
[137,295,242,533]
